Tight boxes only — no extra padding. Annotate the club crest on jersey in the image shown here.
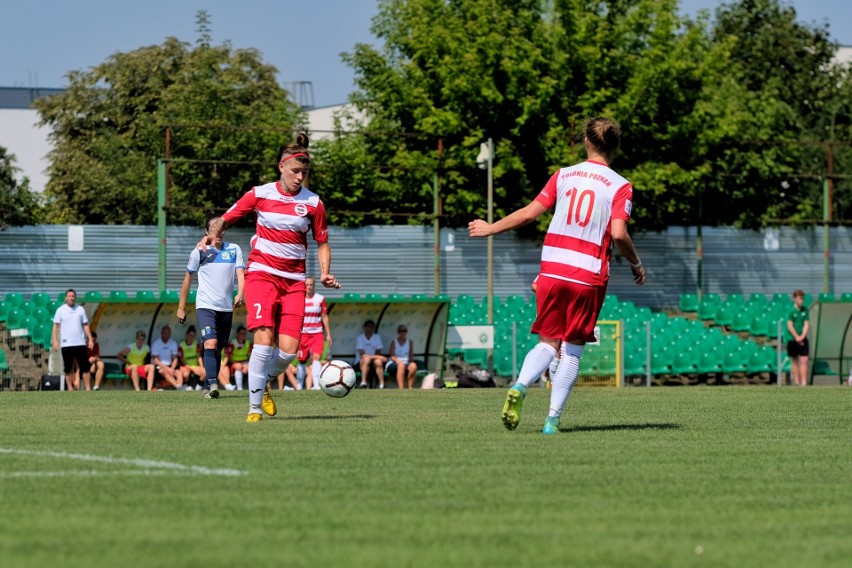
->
[221,251,231,260]
[294,203,308,217]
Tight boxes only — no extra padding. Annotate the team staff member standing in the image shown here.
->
[470,117,646,434]
[203,133,341,422]
[51,289,94,391]
[786,289,810,386]
[177,218,245,399]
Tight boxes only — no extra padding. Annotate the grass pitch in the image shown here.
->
[1,386,850,567]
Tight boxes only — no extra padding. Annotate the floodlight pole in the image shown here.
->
[486,137,494,327]
[157,159,167,294]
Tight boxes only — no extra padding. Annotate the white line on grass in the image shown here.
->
[0,448,244,477]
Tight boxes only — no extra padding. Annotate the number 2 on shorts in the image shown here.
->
[254,303,263,320]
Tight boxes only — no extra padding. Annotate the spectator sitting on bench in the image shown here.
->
[117,330,155,391]
[151,325,184,390]
[219,325,251,391]
[178,326,206,390]
[387,324,418,389]
[88,331,105,391]
[356,319,386,389]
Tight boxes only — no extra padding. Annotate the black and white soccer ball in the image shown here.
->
[318,360,357,398]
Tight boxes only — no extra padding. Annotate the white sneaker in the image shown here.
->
[183,385,194,391]
[311,385,321,391]
[225,384,236,391]
[283,386,294,391]
[194,384,202,391]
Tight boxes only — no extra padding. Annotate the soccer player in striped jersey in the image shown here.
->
[297,276,332,390]
[469,117,646,434]
[202,132,341,422]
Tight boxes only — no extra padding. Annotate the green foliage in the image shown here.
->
[35,19,305,226]
[0,146,44,228]
[322,0,851,229]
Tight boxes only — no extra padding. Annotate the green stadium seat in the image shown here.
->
[83,291,104,302]
[704,293,722,306]
[714,302,736,327]
[159,290,179,302]
[109,290,128,301]
[29,292,51,308]
[0,349,8,371]
[4,293,24,307]
[697,348,723,374]
[624,352,647,376]
[697,300,717,321]
[748,293,767,305]
[651,348,672,375]
[747,347,775,374]
[722,349,748,374]
[366,293,384,301]
[188,290,197,303]
[772,293,789,304]
[818,293,835,303]
[343,293,361,300]
[679,293,698,312]
[803,293,813,307]
[725,293,745,306]
[5,309,23,329]
[749,314,772,337]
[135,290,156,301]
[387,293,405,300]
[730,309,754,332]
[841,293,852,302]
[671,350,698,375]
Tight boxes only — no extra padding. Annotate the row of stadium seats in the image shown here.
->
[448,292,788,380]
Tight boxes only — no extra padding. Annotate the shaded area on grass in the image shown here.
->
[561,422,681,433]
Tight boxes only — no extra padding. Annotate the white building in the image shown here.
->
[0,87,361,193]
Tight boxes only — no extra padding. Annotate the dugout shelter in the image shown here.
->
[86,292,451,383]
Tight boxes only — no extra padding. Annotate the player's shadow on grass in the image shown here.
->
[561,423,680,433]
[286,414,376,421]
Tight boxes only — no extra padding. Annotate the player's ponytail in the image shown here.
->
[277,132,311,166]
[584,117,621,162]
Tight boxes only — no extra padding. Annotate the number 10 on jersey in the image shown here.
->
[565,187,595,227]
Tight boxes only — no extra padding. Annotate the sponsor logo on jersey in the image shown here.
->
[294,203,308,217]
[625,199,633,216]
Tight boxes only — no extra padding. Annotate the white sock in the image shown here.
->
[516,343,558,387]
[312,360,322,388]
[297,363,306,381]
[248,345,274,414]
[548,343,584,418]
[235,370,244,390]
[267,349,297,380]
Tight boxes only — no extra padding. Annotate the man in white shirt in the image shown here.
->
[151,325,183,390]
[51,289,94,391]
[355,319,386,389]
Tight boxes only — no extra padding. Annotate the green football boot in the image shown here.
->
[542,416,560,435]
[501,384,527,431]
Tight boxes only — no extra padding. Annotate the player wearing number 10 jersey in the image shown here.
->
[469,117,646,434]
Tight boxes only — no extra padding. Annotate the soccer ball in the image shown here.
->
[318,360,357,398]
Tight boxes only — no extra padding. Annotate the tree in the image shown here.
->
[35,12,306,226]
[0,146,44,229]
[322,0,850,229]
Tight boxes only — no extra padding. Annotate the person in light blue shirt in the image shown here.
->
[177,218,245,398]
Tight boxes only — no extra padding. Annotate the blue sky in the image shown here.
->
[1,0,850,107]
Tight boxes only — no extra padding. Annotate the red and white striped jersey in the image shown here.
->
[534,160,632,286]
[301,293,327,335]
[223,182,329,281]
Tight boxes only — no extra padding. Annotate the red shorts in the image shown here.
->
[125,365,148,379]
[297,332,324,363]
[244,270,306,339]
[229,361,249,372]
[531,275,606,343]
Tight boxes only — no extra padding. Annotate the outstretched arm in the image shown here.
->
[468,201,547,238]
